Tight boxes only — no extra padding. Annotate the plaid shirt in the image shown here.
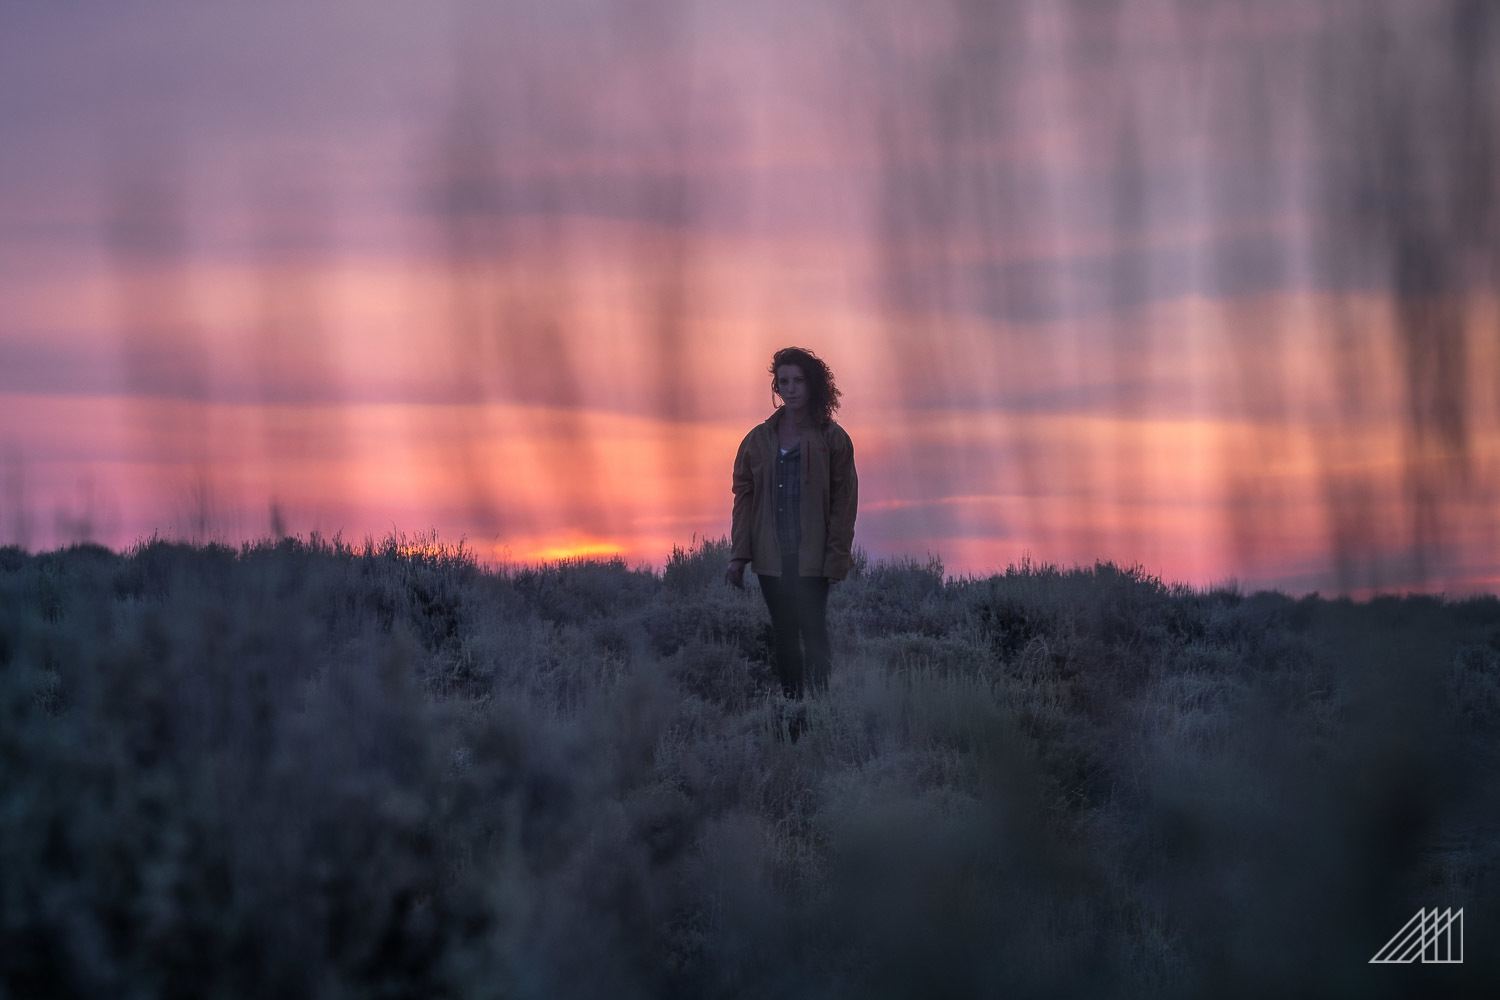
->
[775,442,802,561]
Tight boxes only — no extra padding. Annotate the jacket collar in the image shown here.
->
[763,406,827,450]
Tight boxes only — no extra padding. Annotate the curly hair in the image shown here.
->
[768,346,842,428]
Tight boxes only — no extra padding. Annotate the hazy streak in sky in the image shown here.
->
[0,0,1496,596]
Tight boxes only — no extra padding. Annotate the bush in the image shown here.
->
[1,532,1493,998]
[664,534,734,595]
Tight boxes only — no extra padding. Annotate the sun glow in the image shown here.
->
[506,538,628,565]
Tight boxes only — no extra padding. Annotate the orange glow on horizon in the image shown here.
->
[501,537,630,566]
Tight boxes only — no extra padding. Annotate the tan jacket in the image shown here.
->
[731,406,858,579]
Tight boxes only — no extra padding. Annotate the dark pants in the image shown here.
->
[757,550,831,700]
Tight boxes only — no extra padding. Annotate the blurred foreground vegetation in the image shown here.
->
[2,532,1498,998]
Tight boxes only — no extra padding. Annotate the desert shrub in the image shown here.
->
[970,586,1061,660]
[641,589,767,661]
[1448,641,1500,731]
[0,544,27,573]
[2,533,1496,998]
[1449,593,1500,627]
[844,544,871,581]
[859,552,945,599]
[397,557,472,653]
[1,598,510,997]
[588,613,641,661]
[511,556,656,623]
[663,534,734,595]
[662,636,764,713]
[865,629,992,680]
[1066,560,1168,648]
[844,554,949,636]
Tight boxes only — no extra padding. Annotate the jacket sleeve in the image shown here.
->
[825,429,858,579]
[730,434,755,562]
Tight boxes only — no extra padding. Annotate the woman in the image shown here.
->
[725,346,858,702]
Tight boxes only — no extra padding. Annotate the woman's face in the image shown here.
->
[775,364,808,412]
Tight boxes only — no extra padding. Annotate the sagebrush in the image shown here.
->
[3,532,1498,998]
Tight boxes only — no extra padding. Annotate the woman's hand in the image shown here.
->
[725,559,749,589]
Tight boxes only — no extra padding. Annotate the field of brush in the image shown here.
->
[2,533,1497,998]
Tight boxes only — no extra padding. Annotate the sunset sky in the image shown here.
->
[3,0,1497,596]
